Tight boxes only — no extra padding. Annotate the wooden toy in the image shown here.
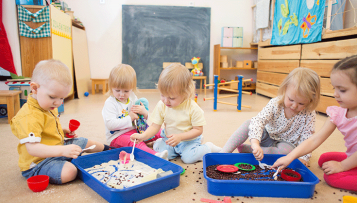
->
[204,75,252,111]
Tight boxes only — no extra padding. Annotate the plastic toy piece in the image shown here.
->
[181,167,185,175]
[84,92,89,97]
[66,119,80,138]
[201,197,232,203]
[191,57,203,76]
[27,175,49,192]
[216,165,239,173]
[156,170,173,178]
[234,163,256,171]
[281,169,301,181]
[204,75,252,111]
[119,151,130,164]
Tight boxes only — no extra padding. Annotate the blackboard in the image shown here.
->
[122,5,211,89]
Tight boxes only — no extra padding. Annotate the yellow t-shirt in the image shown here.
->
[10,95,65,171]
[150,99,206,138]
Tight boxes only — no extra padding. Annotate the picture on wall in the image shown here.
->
[271,0,326,45]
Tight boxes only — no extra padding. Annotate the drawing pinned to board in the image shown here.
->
[271,0,325,45]
[306,0,314,9]
[281,0,289,17]
[301,13,317,38]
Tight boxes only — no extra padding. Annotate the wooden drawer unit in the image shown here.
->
[316,95,339,113]
[258,45,301,60]
[256,82,278,98]
[257,71,287,86]
[301,38,357,60]
[258,60,299,73]
[300,60,337,77]
[321,77,334,97]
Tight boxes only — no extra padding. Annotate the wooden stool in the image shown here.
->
[90,78,109,95]
[0,90,22,123]
[192,76,207,95]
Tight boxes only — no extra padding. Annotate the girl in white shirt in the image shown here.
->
[220,67,321,165]
[102,64,168,159]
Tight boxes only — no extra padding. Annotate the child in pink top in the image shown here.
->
[272,55,357,191]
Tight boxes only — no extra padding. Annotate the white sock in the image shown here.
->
[205,142,222,153]
[155,150,168,160]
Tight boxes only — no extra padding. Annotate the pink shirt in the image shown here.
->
[327,106,357,157]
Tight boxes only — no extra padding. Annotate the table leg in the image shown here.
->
[204,78,206,96]
[200,79,203,94]
[92,81,95,95]
[6,96,14,124]
[102,81,106,94]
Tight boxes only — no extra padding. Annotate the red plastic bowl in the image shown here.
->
[281,169,301,181]
[27,175,49,192]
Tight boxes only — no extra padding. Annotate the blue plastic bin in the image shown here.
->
[71,147,182,203]
[203,153,319,198]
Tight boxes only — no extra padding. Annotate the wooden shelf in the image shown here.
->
[220,67,257,70]
[220,47,258,50]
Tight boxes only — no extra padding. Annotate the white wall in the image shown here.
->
[4,0,255,84]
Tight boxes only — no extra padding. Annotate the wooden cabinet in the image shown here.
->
[257,36,357,114]
[18,5,73,97]
[213,44,258,91]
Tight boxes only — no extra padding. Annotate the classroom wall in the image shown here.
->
[64,0,255,84]
[2,0,257,85]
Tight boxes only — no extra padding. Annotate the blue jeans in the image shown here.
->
[153,129,210,164]
[22,137,88,184]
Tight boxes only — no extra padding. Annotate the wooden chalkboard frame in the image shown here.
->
[122,5,211,89]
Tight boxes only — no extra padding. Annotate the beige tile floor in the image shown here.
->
[0,90,355,203]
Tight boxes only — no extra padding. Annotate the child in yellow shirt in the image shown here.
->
[131,63,221,163]
[11,60,111,184]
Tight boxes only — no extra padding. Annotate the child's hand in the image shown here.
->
[271,156,294,170]
[130,133,144,143]
[166,134,181,147]
[63,129,78,138]
[129,111,139,121]
[62,144,82,159]
[131,102,147,116]
[321,160,344,175]
[251,143,264,161]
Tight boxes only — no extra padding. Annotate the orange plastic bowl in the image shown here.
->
[27,175,49,192]
[281,169,301,181]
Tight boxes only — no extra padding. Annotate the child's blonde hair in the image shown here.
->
[158,63,195,100]
[31,59,72,87]
[332,55,357,86]
[108,64,137,95]
[278,67,321,111]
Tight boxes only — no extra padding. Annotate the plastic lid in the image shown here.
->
[216,165,239,173]
[234,163,256,171]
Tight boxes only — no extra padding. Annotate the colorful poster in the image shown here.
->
[271,0,326,45]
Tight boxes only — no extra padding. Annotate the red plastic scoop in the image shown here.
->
[216,165,239,173]
[66,119,80,138]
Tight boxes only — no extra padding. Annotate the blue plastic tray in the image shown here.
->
[203,153,319,198]
[72,147,182,203]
